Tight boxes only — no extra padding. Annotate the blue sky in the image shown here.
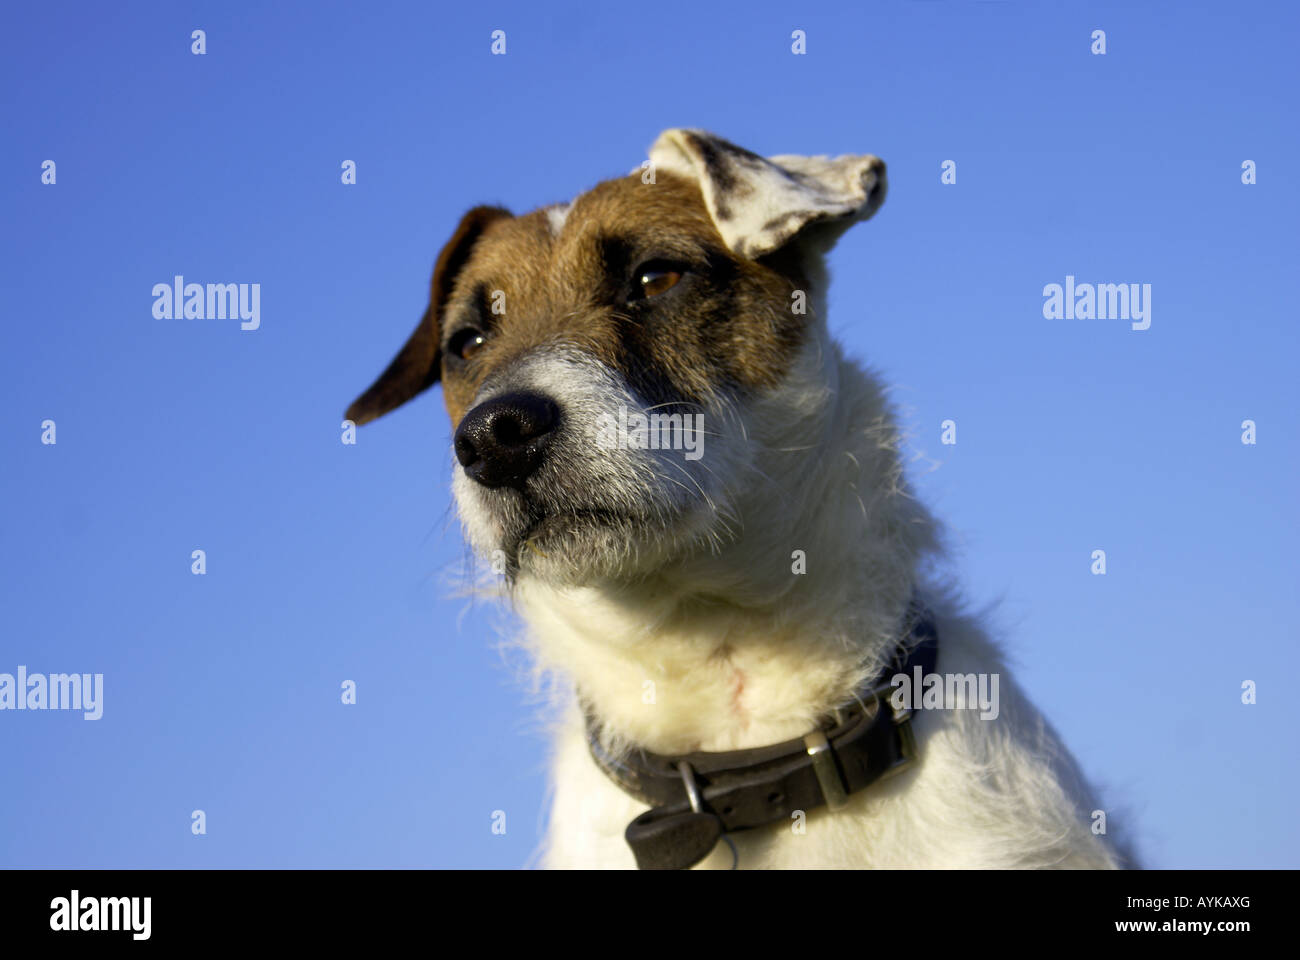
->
[1,0,1296,868]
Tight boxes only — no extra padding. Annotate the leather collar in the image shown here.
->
[583,600,939,869]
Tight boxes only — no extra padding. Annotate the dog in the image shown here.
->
[345,129,1131,869]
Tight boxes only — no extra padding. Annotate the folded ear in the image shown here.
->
[345,205,511,426]
[647,129,886,260]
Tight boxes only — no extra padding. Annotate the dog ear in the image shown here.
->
[345,205,511,426]
[647,129,886,260]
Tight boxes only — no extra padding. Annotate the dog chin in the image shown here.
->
[518,508,700,583]
[462,493,714,585]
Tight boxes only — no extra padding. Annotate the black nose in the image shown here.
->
[454,392,559,489]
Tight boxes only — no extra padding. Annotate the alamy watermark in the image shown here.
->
[594,405,705,461]
[891,668,1000,720]
[152,275,260,330]
[1042,275,1151,330]
[0,666,103,719]
[50,890,150,940]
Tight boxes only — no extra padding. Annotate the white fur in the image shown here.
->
[545,203,570,236]
[456,132,1130,869]
[525,334,1127,869]
[648,128,886,259]
[452,349,749,584]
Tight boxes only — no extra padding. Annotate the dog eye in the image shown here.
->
[632,262,685,300]
[447,327,489,361]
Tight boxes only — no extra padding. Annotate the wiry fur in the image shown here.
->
[524,327,1129,868]
[348,129,1133,869]
[451,349,751,585]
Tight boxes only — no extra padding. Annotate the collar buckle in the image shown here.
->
[677,760,705,812]
[881,702,919,780]
[802,730,850,810]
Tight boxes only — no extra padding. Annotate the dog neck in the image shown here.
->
[513,332,935,755]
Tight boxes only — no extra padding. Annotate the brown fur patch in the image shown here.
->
[435,171,810,425]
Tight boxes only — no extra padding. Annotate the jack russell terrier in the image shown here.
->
[345,129,1132,870]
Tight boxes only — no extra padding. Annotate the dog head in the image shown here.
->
[346,130,886,585]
